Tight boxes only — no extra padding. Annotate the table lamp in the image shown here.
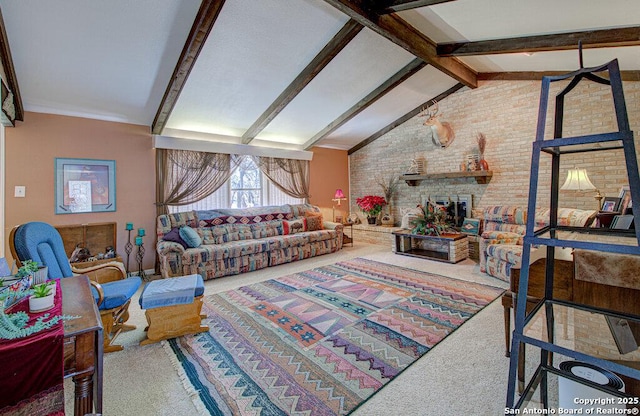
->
[332,189,347,222]
[560,168,602,211]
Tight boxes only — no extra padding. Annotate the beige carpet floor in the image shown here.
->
[65,243,511,415]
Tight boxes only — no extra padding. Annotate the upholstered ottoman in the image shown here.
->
[138,274,208,345]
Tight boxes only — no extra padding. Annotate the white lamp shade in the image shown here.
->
[561,168,596,191]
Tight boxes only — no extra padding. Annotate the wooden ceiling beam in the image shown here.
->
[151,0,226,135]
[478,71,640,82]
[0,6,23,122]
[303,58,426,150]
[241,19,362,144]
[348,82,464,154]
[373,0,456,14]
[324,0,477,88]
[438,26,640,57]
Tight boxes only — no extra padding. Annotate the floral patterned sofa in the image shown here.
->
[156,204,343,280]
[479,205,596,282]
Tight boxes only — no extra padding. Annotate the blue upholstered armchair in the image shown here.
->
[10,221,142,353]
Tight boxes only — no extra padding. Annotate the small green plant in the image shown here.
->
[32,283,52,298]
[16,260,40,278]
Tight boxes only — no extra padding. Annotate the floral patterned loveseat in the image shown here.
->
[479,205,596,282]
[156,204,343,280]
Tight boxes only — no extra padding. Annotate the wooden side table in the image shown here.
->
[342,223,353,247]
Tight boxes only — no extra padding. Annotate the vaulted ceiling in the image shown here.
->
[1,0,639,154]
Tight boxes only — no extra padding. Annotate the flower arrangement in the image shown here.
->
[356,195,387,218]
[411,201,448,236]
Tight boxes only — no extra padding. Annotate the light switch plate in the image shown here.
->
[14,186,25,197]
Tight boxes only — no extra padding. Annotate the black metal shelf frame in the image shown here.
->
[506,58,640,409]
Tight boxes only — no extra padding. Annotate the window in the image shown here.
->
[169,157,303,213]
[231,157,261,208]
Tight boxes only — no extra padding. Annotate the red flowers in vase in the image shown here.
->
[356,195,387,219]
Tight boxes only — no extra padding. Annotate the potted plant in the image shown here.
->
[411,202,448,236]
[16,259,48,285]
[29,283,54,312]
[356,195,387,225]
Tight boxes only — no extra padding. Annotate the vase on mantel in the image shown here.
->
[479,156,489,171]
[367,216,377,225]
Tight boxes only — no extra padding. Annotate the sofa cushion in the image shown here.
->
[249,221,285,239]
[481,230,522,245]
[157,211,199,236]
[535,208,597,228]
[483,206,528,225]
[486,244,523,264]
[184,239,272,262]
[289,203,321,218]
[180,226,202,248]
[163,227,188,248]
[198,205,292,219]
[305,212,324,231]
[283,218,307,234]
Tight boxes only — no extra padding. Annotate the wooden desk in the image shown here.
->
[61,275,104,416]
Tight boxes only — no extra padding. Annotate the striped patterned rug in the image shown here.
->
[166,258,503,415]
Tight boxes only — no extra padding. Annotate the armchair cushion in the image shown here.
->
[481,231,522,245]
[92,276,142,310]
[486,244,523,264]
[11,221,73,278]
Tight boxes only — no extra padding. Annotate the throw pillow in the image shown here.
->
[305,212,324,231]
[283,218,307,234]
[163,227,188,248]
[179,225,202,248]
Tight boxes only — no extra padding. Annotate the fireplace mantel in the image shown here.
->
[399,170,493,186]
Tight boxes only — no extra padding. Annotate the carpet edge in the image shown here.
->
[161,340,210,416]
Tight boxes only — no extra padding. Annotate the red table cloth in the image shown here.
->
[0,280,64,416]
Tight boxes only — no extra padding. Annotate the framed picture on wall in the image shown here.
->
[55,158,116,214]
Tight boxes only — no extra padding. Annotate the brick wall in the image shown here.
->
[349,79,640,222]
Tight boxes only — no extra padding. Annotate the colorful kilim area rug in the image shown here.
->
[166,258,504,415]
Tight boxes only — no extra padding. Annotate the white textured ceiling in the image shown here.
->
[1,0,639,151]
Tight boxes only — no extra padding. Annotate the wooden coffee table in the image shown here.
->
[392,230,468,263]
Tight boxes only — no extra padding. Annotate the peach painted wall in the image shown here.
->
[4,112,157,270]
[308,147,349,222]
[3,114,350,271]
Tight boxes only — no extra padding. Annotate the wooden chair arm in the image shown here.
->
[72,261,127,284]
[89,280,105,307]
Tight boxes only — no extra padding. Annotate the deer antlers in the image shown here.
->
[419,100,440,124]
[418,99,455,148]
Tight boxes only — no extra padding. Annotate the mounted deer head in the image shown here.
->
[419,100,455,148]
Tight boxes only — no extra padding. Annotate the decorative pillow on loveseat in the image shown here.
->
[283,218,307,234]
[305,212,324,231]
[163,227,188,248]
[179,226,202,248]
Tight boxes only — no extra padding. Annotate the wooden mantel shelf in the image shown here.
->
[400,170,493,186]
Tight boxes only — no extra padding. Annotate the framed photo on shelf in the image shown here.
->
[611,214,634,230]
[619,186,633,214]
[55,158,116,214]
[601,196,621,213]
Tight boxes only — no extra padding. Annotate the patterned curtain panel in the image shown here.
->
[156,149,242,216]
[251,156,310,203]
